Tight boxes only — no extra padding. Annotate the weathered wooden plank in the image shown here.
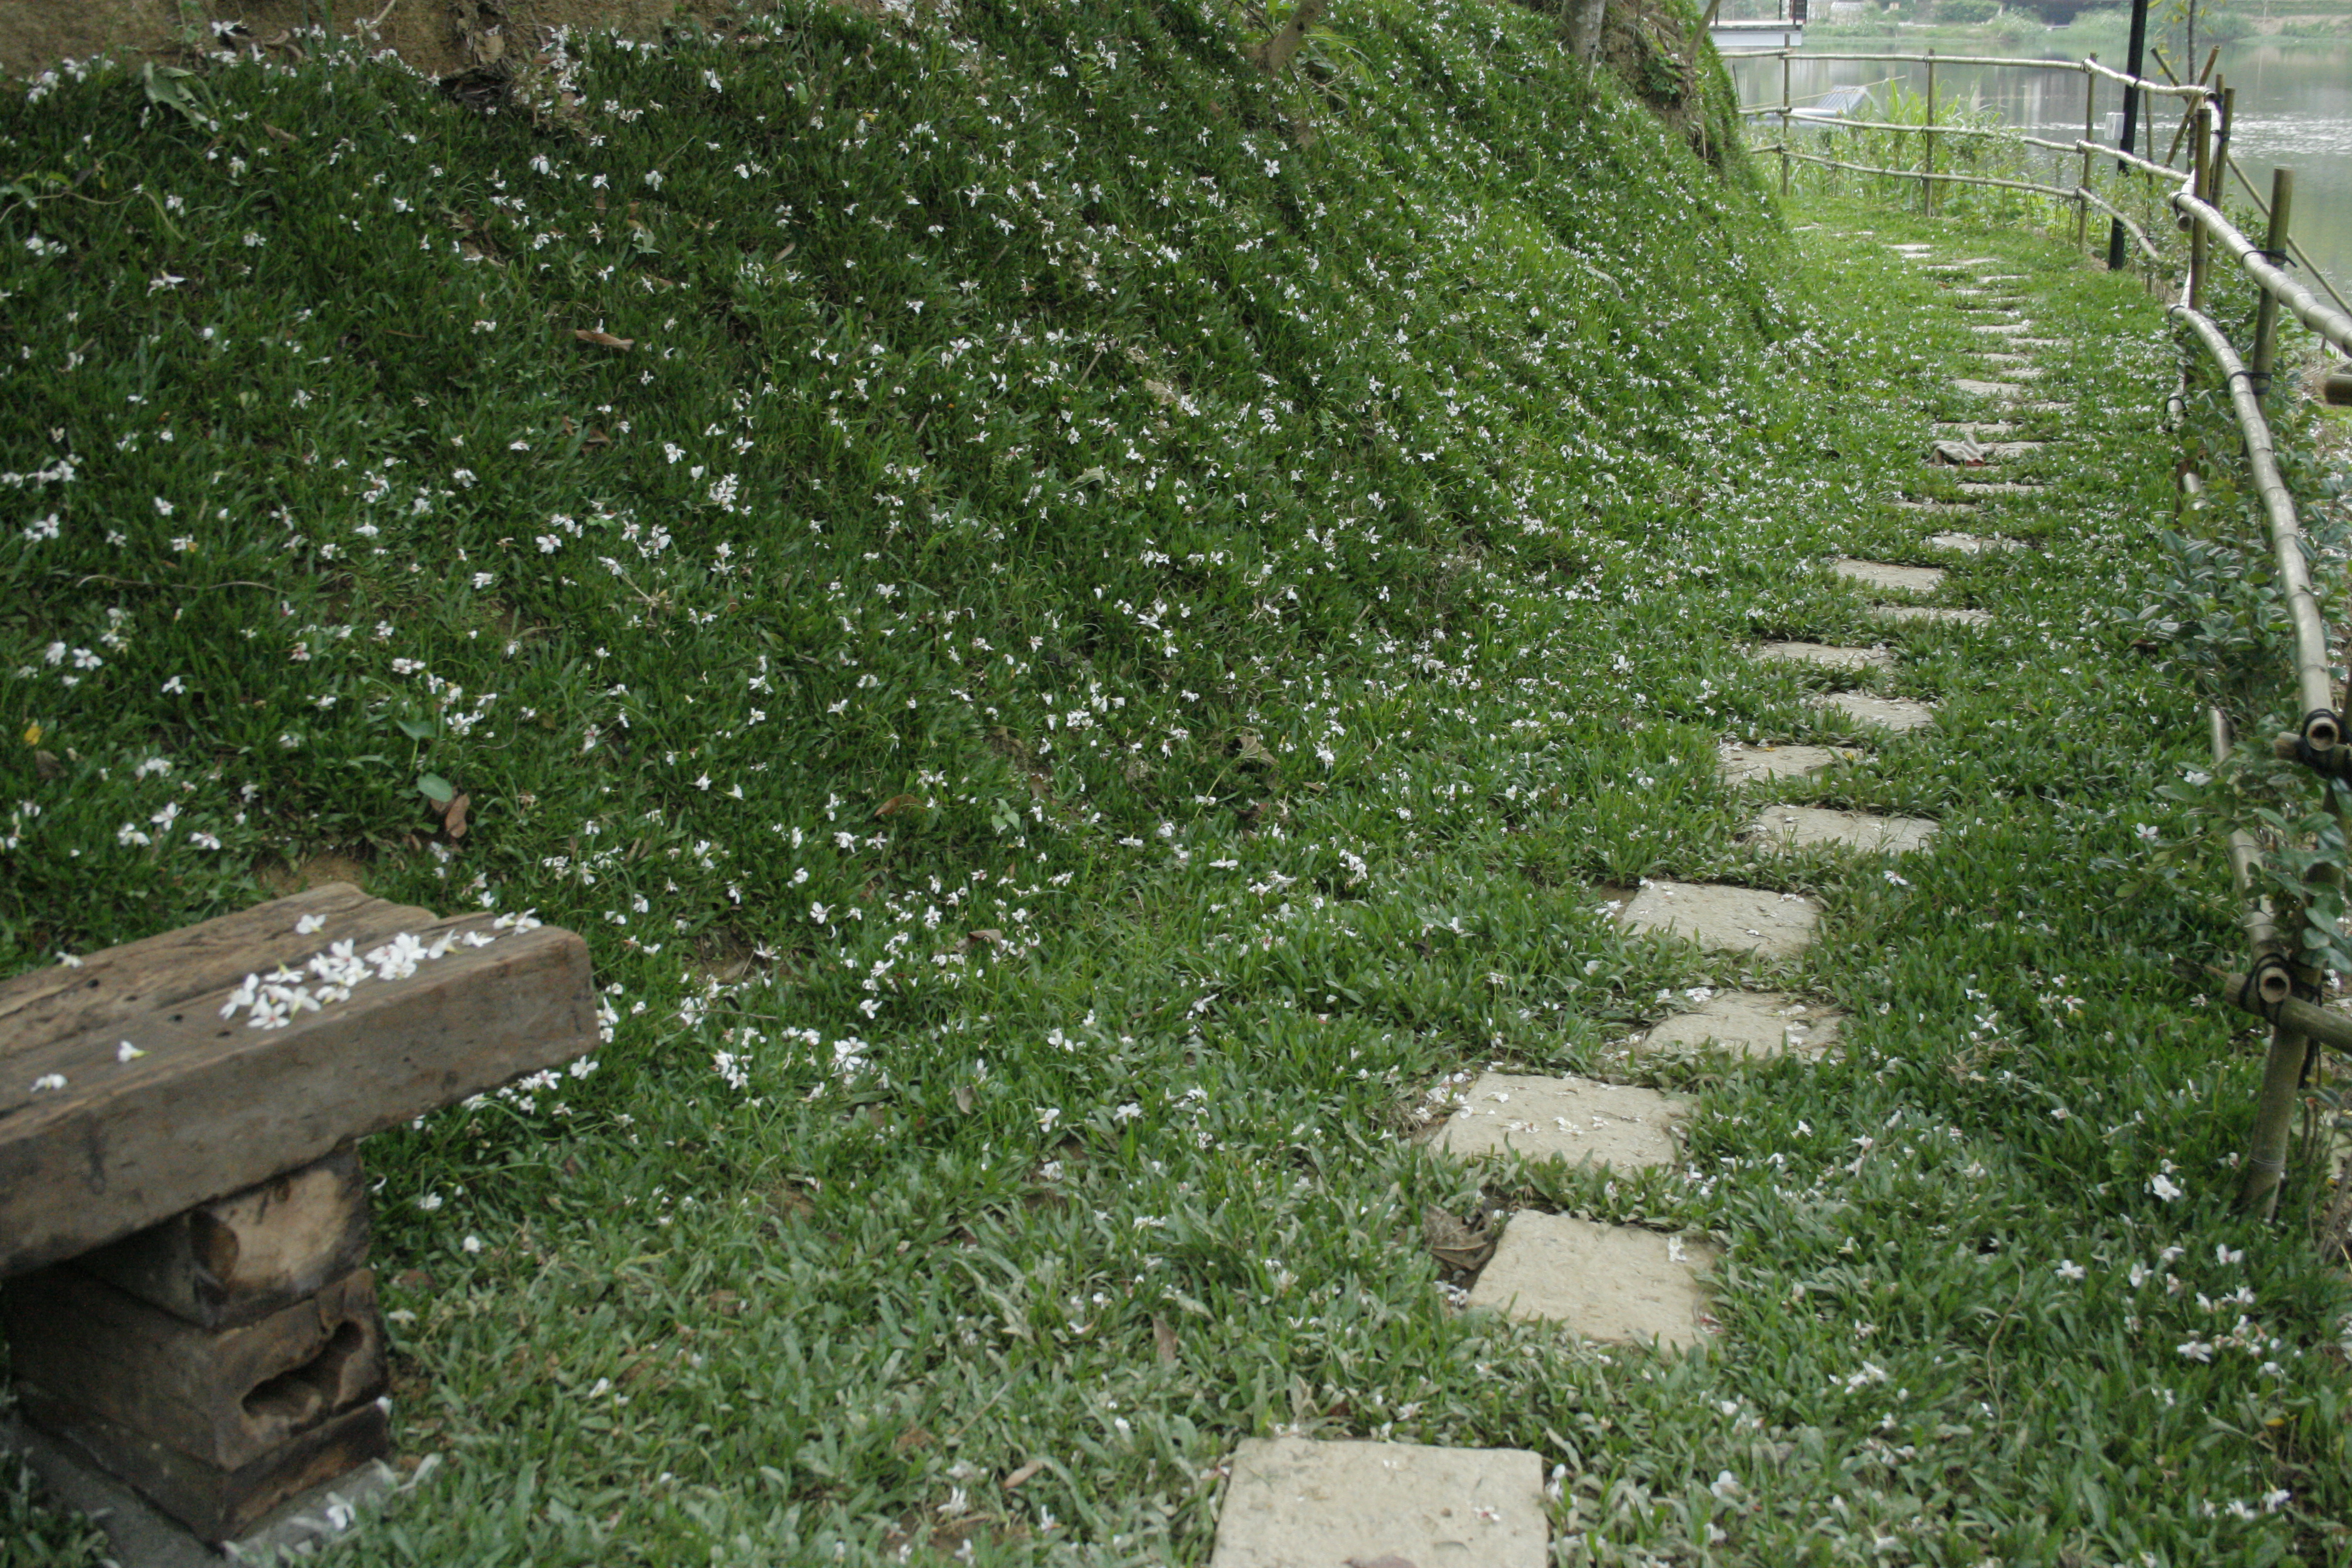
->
[13,1388,391,1544]
[0,902,595,1276]
[0,884,433,1053]
[70,1146,370,1328]
[2,1267,387,1471]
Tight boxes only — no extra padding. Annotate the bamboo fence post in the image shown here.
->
[2189,99,2209,312]
[2078,61,2096,252]
[1780,51,1793,199]
[2210,708,2313,1220]
[2250,168,2295,397]
[1923,50,1937,215]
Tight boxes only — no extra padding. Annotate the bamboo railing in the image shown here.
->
[1744,52,2352,1217]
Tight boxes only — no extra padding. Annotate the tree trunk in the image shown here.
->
[1567,0,1607,65]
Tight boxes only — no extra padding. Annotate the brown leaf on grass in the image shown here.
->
[892,1426,933,1454]
[1002,1459,1046,1490]
[1151,1313,1180,1364]
[953,1084,975,1114]
[573,327,635,350]
[964,928,1004,948]
[875,793,924,817]
[443,791,470,840]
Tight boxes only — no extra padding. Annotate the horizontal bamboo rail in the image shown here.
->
[1769,146,2168,263]
[2207,969,2352,1053]
[2172,191,2352,360]
[2170,304,2341,747]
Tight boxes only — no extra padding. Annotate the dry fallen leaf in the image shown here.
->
[1152,1313,1180,1364]
[573,327,635,350]
[953,1083,975,1114]
[443,791,470,841]
[1002,1459,1046,1490]
[874,793,923,817]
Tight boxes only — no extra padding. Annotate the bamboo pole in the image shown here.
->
[2189,99,2209,312]
[2170,304,2340,744]
[2247,169,2293,400]
[2079,63,2096,252]
[2226,158,2352,323]
[2210,711,2317,1221]
[1780,52,1792,200]
[1924,51,1937,217]
[2173,189,2352,358]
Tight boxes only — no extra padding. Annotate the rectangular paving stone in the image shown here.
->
[1995,366,2048,382]
[1638,990,1843,1060]
[1834,558,1945,595]
[1437,1074,1688,1170]
[1981,440,2048,459]
[1210,1437,1547,1568]
[1811,691,1936,733]
[1969,321,2036,335]
[1619,880,1821,958]
[1756,640,1893,672]
[1717,741,1852,783]
[1466,1214,1717,1349]
[1954,480,2045,496]
[1975,351,2031,366]
[1935,420,2017,437]
[1872,604,1990,627]
[1927,531,2026,555]
[1745,805,1938,854]
[2010,337,2065,348]
[1951,377,2025,399]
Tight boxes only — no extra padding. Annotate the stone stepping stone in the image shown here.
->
[1935,420,2017,437]
[1927,531,2026,555]
[1210,1437,1547,1568]
[1756,640,1892,672]
[1955,480,2044,497]
[1970,321,2037,336]
[1717,740,1852,783]
[1466,1214,1717,1349]
[1994,365,2048,382]
[1834,558,1944,594]
[1979,439,2048,460]
[1975,351,2033,367]
[2010,337,2065,349]
[1895,497,1978,514]
[1640,989,1843,1059]
[1437,1074,1687,1169]
[1745,804,1938,855]
[1811,691,1936,733]
[1888,242,1933,255]
[1873,604,1991,627]
[1977,272,2029,282]
[1952,377,2029,399]
[1619,880,1821,958]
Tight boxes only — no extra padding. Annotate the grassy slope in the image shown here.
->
[3,2,2350,1564]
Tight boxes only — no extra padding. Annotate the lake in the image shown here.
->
[1729,39,2352,304]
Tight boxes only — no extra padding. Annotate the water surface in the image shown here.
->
[1731,41,2352,304]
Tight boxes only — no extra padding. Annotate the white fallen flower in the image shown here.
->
[30,1073,67,1092]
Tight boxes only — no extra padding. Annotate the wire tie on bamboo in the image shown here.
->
[2253,248,2296,269]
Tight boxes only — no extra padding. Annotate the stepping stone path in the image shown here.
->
[1619,880,1821,958]
[1875,604,1990,627]
[1756,640,1892,672]
[1745,803,1938,854]
[1468,1215,1719,1347]
[1717,740,1852,783]
[1209,241,2076,1560]
[1928,531,2026,555]
[1812,691,1938,731]
[1437,1074,1687,1168]
[1210,1438,1547,1568]
[1639,990,1843,1060]
[1834,558,1944,593]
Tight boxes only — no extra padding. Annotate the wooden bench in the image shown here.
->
[1,883,596,1543]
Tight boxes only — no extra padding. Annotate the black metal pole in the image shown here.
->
[2106,0,2152,269]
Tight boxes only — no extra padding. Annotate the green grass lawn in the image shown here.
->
[4,1,2351,1563]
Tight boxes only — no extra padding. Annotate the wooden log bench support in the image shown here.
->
[0,883,596,1544]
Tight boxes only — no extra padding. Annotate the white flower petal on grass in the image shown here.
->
[2149,1173,2185,1202]
[30,1073,66,1093]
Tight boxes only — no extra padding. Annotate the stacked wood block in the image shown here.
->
[1,883,598,1544]
[4,1148,391,1541]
